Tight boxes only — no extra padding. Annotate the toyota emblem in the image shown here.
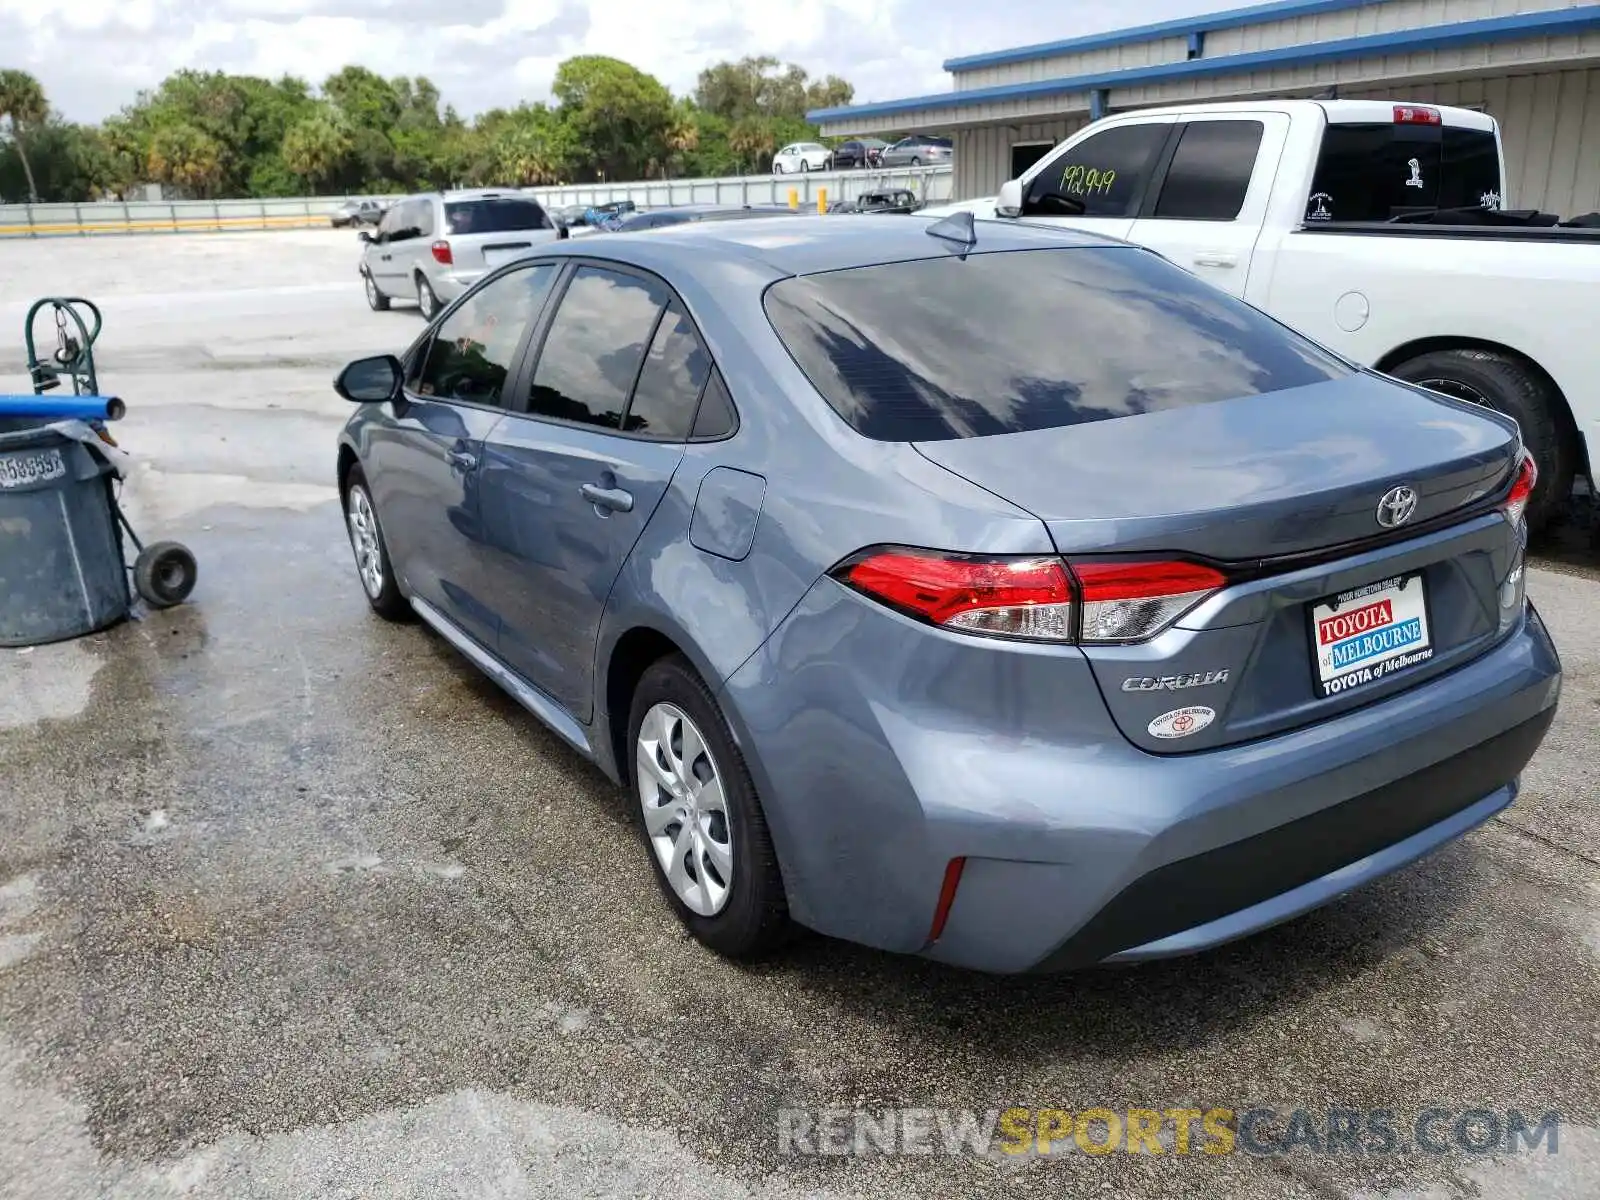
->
[1376,485,1419,529]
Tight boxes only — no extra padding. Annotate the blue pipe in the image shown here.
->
[0,394,126,421]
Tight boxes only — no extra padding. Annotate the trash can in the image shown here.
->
[0,417,131,646]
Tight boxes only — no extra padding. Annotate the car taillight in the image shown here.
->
[834,549,1075,641]
[1501,450,1538,526]
[1072,559,1228,643]
[831,548,1226,644]
[430,240,453,265]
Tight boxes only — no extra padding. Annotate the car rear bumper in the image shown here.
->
[721,584,1561,974]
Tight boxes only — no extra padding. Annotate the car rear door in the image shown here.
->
[368,261,563,648]
[1010,116,1178,242]
[1126,112,1290,297]
[476,263,709,720]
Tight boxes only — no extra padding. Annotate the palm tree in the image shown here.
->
[0,69,49,202]
[281,112,353,194]
[727,118,775,174]
[663,109,699,179]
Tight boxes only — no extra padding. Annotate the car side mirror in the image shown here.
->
[334,354,403,404]
[358,230,373,244]
[996,178,1024,219]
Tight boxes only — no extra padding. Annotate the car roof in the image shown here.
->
[541,213,1131,280]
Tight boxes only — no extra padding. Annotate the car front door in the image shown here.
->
[1012,117,1178,242]
[477,264,710,720]
[1126,113,1289,298]
[367,262,562,648]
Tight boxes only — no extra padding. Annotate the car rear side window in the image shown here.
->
[1153,120,1264,220]
[446,198,555,235]
[1023,123,1171,218]
[623,304,712,440]
[409,263,559,407]
[1307,122,1502,222]
[528,267,671,429]
[763,247,1352,442]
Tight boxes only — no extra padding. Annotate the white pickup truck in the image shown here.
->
[935,99,1599,530]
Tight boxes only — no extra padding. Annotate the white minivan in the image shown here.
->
[360,190,566,319]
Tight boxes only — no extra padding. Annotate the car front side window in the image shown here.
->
[409,263,560,407]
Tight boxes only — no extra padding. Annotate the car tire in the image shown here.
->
[773,162,784,175]
[1388,347,1573,533]
[415,274,439,321]
[910,156,922,167]
[363,270,390,312]
[628,654,791,959]
[343,465,411,621]
[799,160,810,172]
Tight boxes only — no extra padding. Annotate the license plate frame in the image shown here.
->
[1309,572,1434,699]
[0,446,66,490]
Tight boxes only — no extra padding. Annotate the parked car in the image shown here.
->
[956,98,1600,531]
[600,205,803,232]
[880,135,953,168]
[772,143,833,174]
[832,139,889,169]
[332,199,386,228]
[359,190,565,319]
[835,189,922,215]
[333,215,1558,973]
[551,204,590,227]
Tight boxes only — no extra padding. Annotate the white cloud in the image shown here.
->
[0,0,1228,122]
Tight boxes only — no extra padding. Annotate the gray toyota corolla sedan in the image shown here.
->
[333,215,1560,974]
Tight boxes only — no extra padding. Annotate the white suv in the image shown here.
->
[772,143,832,174]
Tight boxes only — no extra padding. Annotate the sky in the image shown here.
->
[0,0,1233,124]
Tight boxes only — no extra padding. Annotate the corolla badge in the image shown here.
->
[1148,707,1215,739]
[1122,670,1230,692]
[1376,485,1419,529]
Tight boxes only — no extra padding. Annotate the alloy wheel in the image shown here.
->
[345,485,386,600]
[636,701,734,917]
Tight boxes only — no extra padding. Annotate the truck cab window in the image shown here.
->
[1153,120,1264,221]
[1023,124,1170,218]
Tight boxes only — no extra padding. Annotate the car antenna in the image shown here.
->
[925,210,977,251]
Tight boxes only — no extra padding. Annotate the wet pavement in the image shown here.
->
[1,231,1599,1199]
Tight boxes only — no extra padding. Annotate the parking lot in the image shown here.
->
[1,229,1598,1199]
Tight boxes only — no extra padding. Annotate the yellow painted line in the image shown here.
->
[0,214,331,236]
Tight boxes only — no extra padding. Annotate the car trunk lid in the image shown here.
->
[914,375,1524,752]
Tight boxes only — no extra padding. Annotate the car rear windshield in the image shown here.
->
[763,247,1352,442]
[444,198,555,235]
[1307,122,1503,222]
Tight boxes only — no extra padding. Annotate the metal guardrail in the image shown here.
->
[0,166,953,238]
[524,165,954,210]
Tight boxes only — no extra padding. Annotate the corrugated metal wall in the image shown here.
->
[954,117,1090,198]
[953,0,1585,91]
[1202,0,1586,58]
[1345,68,1600,213]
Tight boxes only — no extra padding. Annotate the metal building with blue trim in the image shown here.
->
[808,0,1600,215]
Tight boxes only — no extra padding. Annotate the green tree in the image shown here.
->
[281,110,353,193]
[552,55,673,183]
[0,68,49,202]
[727,117,777,174]
[694,57,853,125]
[145,122,226,197]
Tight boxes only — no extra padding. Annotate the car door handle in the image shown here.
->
[580,483,634,513]
[1193,251,1238,268]
[448,450,477,472]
